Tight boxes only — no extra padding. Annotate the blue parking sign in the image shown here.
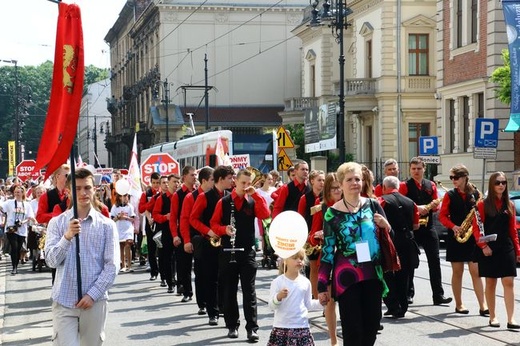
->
[475,118,499,148]
[419,136,438,155]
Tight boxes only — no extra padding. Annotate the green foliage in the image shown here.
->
[490,49,511,105]
[0,62,109,160]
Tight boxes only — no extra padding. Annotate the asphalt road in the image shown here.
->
[0,247,519,346]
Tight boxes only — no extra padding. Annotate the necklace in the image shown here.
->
[343,198,360,211]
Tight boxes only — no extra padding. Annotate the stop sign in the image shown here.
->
[16,160,40,182]
[140,153,180,185]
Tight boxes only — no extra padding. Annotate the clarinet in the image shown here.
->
[229,201,237,263]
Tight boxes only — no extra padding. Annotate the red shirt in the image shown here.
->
[472,199,520,254]
[190,188,225,236]
[272,179,308,219]
[308,201,334,247]
[180,187,203,243]
[210,190,270,236]
[152,191,173,224]
[374,184,383,197]
[138,188,159,214]
[169,184,194,238]
[36,189,67,224]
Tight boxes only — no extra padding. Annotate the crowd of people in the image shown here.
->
[0,157,519,346]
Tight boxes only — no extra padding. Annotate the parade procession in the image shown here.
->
[1,0,520,346]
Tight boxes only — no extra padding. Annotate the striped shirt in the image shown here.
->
[45,208,120,308]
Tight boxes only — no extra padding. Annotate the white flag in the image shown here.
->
[128,134,142,201]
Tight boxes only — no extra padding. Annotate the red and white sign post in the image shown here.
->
[16,160,40,182]
[140,153,180,185]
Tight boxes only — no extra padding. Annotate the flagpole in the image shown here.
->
[70,144,82,302]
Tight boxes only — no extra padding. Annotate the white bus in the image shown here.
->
[140,130,233,169]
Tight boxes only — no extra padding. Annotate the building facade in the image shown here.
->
[104,0,307,168]
[78,79,112,167]
[282,0,517,185]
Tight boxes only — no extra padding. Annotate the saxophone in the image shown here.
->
[454,189,480,243]
[418,181,447,226]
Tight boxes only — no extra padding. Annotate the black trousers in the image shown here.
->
[7,233,24,270]
[145,222,159,277]
[193,254,206,309]
[176,241,193,297]
[384,238,415,313]
[408,226,444,299]
[158,230,176,288]
[338,279,382,346]
[218,248,258,332]
[198,239,220,319]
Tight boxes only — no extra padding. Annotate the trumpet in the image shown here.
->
[418,181,447,227]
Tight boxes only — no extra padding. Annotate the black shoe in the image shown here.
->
[433,295,452,305]
[407,296,414,305]
[167,287,174,294]
[227,328,239,339]
[198,307,207,315]
[181,296,192,302]
[150,275,157,281]
[489,319,500,328]
[247,330,259,342]
[208,317,218,326]
[384,309,399,316]
[378,324,384,331]
[455,307,469,314]
[479,309,490,317]
[10,269,16,275]
[160,280,167,287]
[507,322,520,329]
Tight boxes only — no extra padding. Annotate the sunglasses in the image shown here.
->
[494,180,507,186]
[449,175,465,180]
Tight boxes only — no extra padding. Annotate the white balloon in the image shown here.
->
[268,210,308,259]
[115,179,131,195]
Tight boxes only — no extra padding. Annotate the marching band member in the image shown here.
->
[190,165,235,326]
[180,167,214,315]
[272,161,310,219]
[210,168,270,342]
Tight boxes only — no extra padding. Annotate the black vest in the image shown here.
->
[484,203,514,252]
[220,195,256,248]
[156,193,171,235]
[202,187,229,227]
[46,188,62,213]
[302,190,319,232]
[406,178,434,229]
[283,181,311,213]
[189,190,201,239]
[176,188,189,224]
[447,189,479,227]
[382,192,415,239]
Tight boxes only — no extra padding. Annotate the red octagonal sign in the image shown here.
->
[16,160,40,182]
[141,153,180,185]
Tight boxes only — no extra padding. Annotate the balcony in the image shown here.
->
[283,97,319,112]
[403,76,435,93]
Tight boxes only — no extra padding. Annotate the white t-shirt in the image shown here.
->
[268,274,322,329]
[110,203,136,241]
[2,199,34,237]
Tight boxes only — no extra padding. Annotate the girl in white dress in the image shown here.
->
[110,193,136,272]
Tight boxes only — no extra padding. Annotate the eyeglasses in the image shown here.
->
[331,186,342,192]
[449,175,465,180]
[494,180,507,186]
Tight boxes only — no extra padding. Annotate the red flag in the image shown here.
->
[34,3,84,179]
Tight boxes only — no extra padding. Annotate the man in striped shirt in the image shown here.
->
[45,168,120,346]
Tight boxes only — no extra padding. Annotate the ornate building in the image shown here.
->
[104,0,308,167]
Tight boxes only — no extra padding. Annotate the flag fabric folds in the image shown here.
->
[34,3,85,177]
[128,134,142,202]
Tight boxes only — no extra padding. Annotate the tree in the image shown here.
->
[490,49,511,105]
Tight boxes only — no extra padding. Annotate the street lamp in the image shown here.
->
[310,1,352,163]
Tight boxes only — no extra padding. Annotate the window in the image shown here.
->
[366,40,372,78]
[311,65,316,97]
[456,0,463,48]
[462,96,470,150]
[408,123,430,158]
[453,0,479,49]
[448,100,456,153]
[476,92,484,118]
[408,34,429,75]
[471,0,478,43]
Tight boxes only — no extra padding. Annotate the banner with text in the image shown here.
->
[8,141,15,177]
[503,0,520,131]
[229,154,250,171]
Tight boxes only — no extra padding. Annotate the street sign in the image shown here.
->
[475,118,499,148]
[419,136,438,155]
[277,148,293,171]
[140,153,180,185]
[417,155,441,164]
[473,147,497,159]
[276,126,295,148]
[16,160,39,182]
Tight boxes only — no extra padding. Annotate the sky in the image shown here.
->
[0,0,127,68]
